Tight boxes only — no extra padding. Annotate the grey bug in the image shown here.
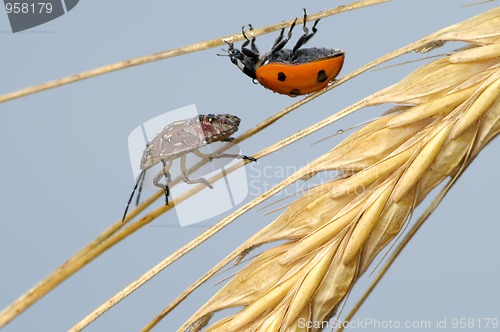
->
[122,114,256,222]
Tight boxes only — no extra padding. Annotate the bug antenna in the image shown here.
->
[217,49,230,57]
[217,41,235,57]
[135,168,147,206]
[122,170,146,222]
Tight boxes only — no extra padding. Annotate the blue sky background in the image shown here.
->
[0,1,499,331]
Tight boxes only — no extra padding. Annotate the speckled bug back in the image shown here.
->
[122,113,254,222]
[140,114,241,170]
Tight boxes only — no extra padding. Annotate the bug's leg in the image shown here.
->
[163,184,170,205]
[192,148,257,162]
[152,160,173,205]
[180,154,213,189]
[161,160,171,205]
[303,19,320,44]
[152,160,173,190]
[271,28,285,50]
[247,24,259,55]
[241,25,251,50]
[122,170,146,222]
[292,9,320,53]
[271,18,297,54]
[241,25,259,59]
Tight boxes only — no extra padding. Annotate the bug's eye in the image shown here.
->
[207,114,215,123]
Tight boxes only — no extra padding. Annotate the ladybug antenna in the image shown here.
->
[217,49,229,57]
[217,41,235,56]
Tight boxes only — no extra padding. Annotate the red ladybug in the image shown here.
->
[224,9,345,97]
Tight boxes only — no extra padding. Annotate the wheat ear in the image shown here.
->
[177,8,500,331]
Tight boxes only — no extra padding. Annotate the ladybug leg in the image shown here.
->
[179,154,213,189]
[241,25,259,59]
[292,8,320,53]
[244,24,259,54]
[152,160,173,205]
[304,19,320,44]
[270,28,285,51]
[271,18,297,53]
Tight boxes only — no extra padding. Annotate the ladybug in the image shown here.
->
[224,9,345,97]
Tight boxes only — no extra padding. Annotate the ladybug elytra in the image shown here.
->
[224,9,345,97]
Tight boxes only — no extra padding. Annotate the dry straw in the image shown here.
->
[172,8,500,332]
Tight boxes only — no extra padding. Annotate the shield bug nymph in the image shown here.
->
[122,114,256,222]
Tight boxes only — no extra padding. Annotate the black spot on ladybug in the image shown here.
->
[316,70,327,83]
[289,89,301,96]
[277,72,286,82]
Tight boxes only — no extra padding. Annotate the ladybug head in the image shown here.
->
[223,42,259,80]
[199,114,241,143]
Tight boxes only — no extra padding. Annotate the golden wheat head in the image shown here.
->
[181,8,500,332]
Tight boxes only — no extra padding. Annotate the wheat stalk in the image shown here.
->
[170,8,500,331]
